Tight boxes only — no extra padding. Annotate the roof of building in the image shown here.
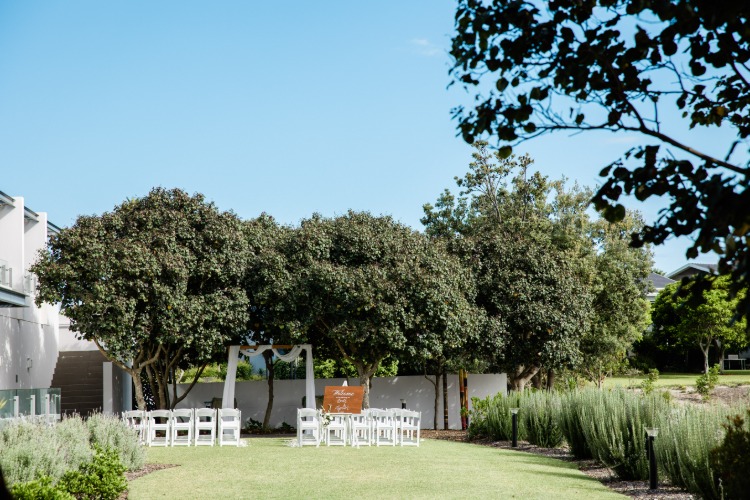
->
[648,272,676,290]
[667,263,719,281]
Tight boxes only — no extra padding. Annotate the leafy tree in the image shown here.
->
[288,211,479,408]
[450,0,750,322]
[652,275,748,373]
[423,145,593,390]
[582,213,653,386]
[32,188,249,410]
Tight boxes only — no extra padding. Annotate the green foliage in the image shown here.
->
[696,364,721,399]
[32,188,250,410]
[10,476,74,500]
[578,390,668,480]
[653,277,747,374]
[711,410,750,500]
[0,418,91,485]
[450,0,750,323]
[0,415,141,489]
[58,446,127,500]
[521,391,564,448]
[640,369,659,395]
[289,211,480,407]
[558,390,594,459]
[656,404,737,500]
[467,392,526,441]
[86,413,145,471]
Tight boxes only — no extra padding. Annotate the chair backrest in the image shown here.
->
[150,409,171,420]
[298,408,319,421]
[172,409,193,421]
[195,408,216,420]
[218,408,240,421]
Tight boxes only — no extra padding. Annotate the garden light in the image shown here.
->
[645,427,659,490]
[510,408,520,447]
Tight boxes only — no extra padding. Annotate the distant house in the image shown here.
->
[667,263,719,282]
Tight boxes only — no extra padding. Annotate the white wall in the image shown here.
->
[174,373,507,429]
[0,194,65,390]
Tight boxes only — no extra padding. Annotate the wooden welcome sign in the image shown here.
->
[322,386,364,414]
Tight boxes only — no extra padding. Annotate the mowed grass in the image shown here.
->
[128,437,625,499]
[603,371,750,389]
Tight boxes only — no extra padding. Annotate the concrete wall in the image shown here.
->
[174,373,507,429]
[0,195,64,390]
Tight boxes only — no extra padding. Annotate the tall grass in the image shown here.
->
[558,390,595,459]
[469,391,527,441]
[522,391,564,448]
[87,413,145,470]
[654,404,738,500]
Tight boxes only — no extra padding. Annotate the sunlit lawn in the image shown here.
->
[603,371,750,389]
[128,437,625,499]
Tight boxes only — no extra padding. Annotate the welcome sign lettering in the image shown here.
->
[322,386,364,414]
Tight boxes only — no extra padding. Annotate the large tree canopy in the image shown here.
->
[450,0,750,321]
[287,211,479,408]
[32,188,249,410]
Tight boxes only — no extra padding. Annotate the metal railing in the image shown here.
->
[0,259,12,289]
[0,388,62,426]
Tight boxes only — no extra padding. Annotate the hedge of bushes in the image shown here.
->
[468,388,747,500]
[0,413,145,499]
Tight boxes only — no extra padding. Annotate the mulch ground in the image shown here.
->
[421,430,695,499]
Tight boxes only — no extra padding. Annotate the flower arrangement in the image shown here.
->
[320,405,333,428]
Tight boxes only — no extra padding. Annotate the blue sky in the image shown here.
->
[0,1,732,274]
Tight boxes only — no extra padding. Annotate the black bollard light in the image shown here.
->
[401,399,406,410]
[645,427,659,490]
[510,408,520,447]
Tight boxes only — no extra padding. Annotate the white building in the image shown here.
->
[0,190,129,417]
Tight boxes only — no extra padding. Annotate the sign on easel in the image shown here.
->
[322,386,364,414]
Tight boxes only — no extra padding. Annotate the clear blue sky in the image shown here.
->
[0,1,732,274]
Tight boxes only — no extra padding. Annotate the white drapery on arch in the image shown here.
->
[221,344,315,409]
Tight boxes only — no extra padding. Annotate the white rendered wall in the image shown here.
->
[174,373,507,429]
[0,195,64,390]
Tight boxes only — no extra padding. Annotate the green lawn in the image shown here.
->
[603,372,750,389]
[128,438,625,499]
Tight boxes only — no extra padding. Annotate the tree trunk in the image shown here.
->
[546,368,555,391]
[510,365,540,391]
[354,360,379,409]
[262,351,275,430]
[132,371,147,410]
[715,340,726,374]
[442,366,449,430]
[424,366,439,430]
[531,371,543,389]
[700,340,711,374]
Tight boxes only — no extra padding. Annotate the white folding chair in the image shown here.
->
[171,408,193,446]
[399,410,421,446]
[297,408,321,447]
[147,410,172,447]
[349,412,372,447]
[324,413,348,446]
[218,408,242,446]
[371,409,396,446]
[122,410,147,444]
[194,408,216,446]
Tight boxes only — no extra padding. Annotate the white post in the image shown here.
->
[45,393,50,416]
[102,362,113,415]
[13,396,18,417]
[29,394,35,417]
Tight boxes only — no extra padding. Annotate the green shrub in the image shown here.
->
[467,392,527,441]
[696,364,721,398]
[522,391,563,448]
[558,390,595,459]
[640,368,659,395]
[87,413,145,471]
[10,476,74,500]
[578,390,669,480]
[710,410,750,500]
[654,403,736,500]
[0,418,91,485]
[58,446,127,500]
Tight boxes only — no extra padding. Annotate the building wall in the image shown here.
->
[174,373,507,430]
[0,195,63,390]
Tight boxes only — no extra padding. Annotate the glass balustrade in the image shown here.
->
[0,388,62,427]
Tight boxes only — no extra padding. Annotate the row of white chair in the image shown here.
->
[297,408,421,447]
[122,408,242,447]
